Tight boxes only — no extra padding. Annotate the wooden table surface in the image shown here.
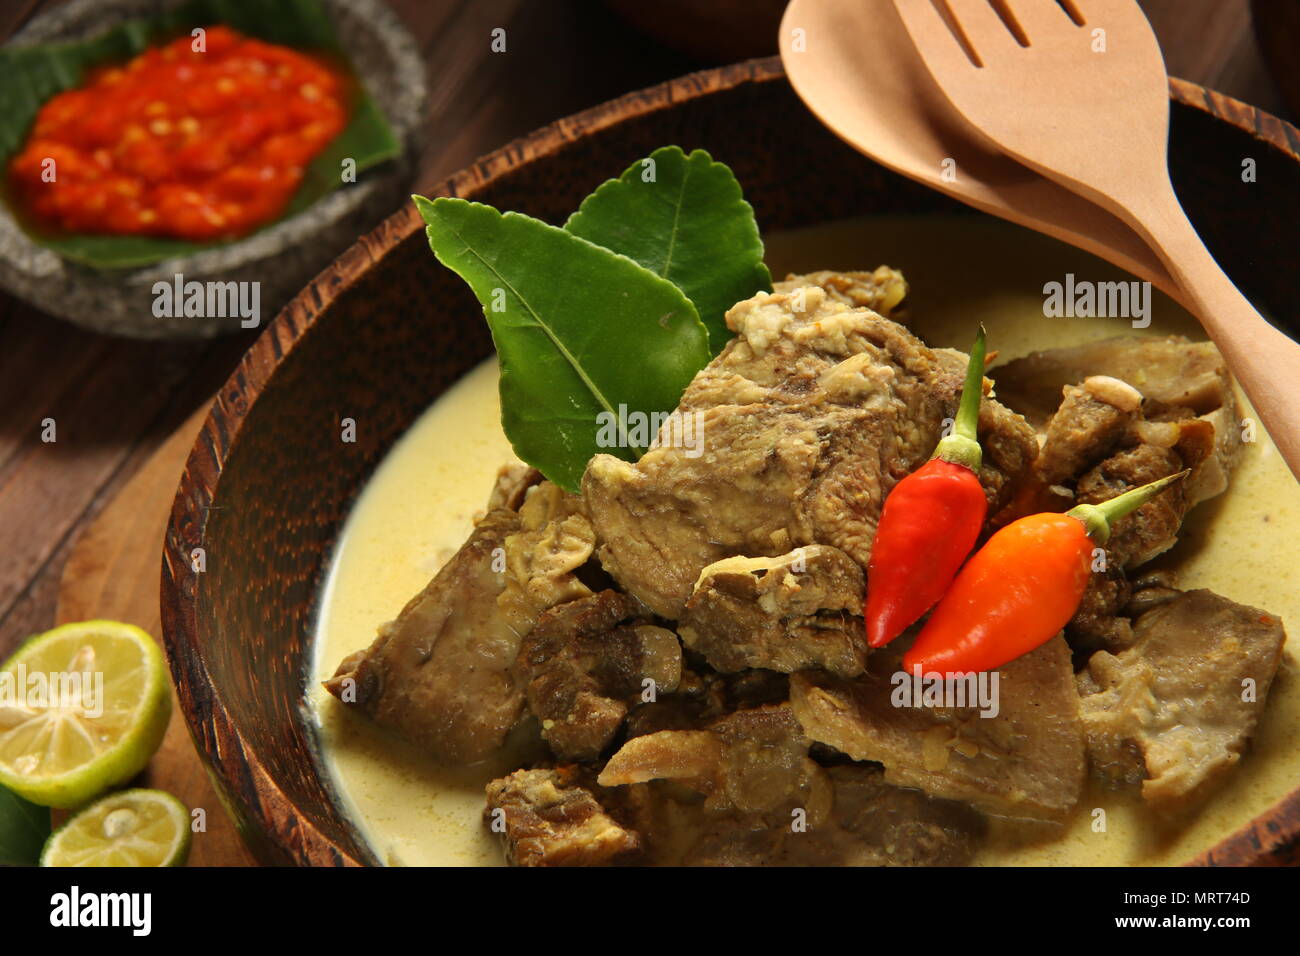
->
[0,0,1292,861]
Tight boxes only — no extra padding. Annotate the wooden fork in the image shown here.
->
[894,0,1300,478]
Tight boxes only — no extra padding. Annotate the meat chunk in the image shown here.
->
[991,337,1242,654]
[327,480,598,764]
[791,636,1086,822]
[485,462,541,512]
[713,764,983,867]
[1038,405,1221,654]
[598,730,725,794]
[618,762,983,867]
[515,591,682,761]
[600,702,846,865]
[720,669,792,711]
[599,703,828,817]
[1067,564,1136,655]
[623,667,789,739]
[583,285,1036,617]
[623,667,729,738]
[559,699,982,866]
[1061,415,1210,656]
[484,767,642,866]
[1034,376,1143,487]
[969,377,1041,509]
[1123,569,1183,616]
[996,336,1240,508]
[497,481,598,633]
[993,336,1235,426]
[805,764,984,866]
[775,267,908,316]
[325,509,525,763]
[1074,422,1215,568]
[1077,589,1287,809]
[708,704,830,816]
[678,544,868,677]
[1060,415,1215,656]
[679,764,983,867]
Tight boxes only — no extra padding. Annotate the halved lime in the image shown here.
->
[41,788,190,867]
[0,620,171,808]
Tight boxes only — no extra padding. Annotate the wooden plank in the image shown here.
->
[0,326,255,656]
[0,315,111,480]
[54,403,255,866]
[0,334,206,625]
[412,0,695,190]
[0,0,45,42]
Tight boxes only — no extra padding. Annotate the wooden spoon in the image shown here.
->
[778,0,1186,306]
[893,0,1300,479]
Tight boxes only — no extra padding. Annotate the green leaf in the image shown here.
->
[0,0,400,270]
[416,196,710,494]
[0,783,51,867]
[564,146,772,354]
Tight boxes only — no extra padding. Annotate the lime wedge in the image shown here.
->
[41,788,190,867]
[0,621,171,809]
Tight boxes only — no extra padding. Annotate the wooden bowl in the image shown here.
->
[160,58,1300,866]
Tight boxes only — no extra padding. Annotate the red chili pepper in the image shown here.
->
[903,470,1189,676]
[866,326,988,647]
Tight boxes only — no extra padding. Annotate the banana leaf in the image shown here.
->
[0,0,400,269]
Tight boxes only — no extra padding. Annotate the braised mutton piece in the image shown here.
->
[583,285,1037,618]
[993,336,1242,654]
[484,767,642,866]
[591,702,833,865]
[772,764,983,867]
[997,335,1241,514]
[775,267,909,316]
[1034,376,1144,488]
[496,481,599,633]
[325,510,526,764]
[678,763,984,867]
[1077,588,1286,809]
[993,336,1237,427]
[1074,429,1214,567]
[679,544,868,677]
[599,703,828,816]
[326,480,599,764]
[485,462,542,512]
[598,703,983,866]
[515,590,682,761]
[622,667,790,739]
[791,636,1086,822]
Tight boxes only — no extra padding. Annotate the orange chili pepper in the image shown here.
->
[866,327,987,647]
[903,470,1190,676]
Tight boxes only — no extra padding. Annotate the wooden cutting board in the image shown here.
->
[54,402,257,867]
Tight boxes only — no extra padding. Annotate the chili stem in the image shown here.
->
[932,325,986,472]
[1067,469,1190,545]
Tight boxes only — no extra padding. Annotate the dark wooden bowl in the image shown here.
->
[160,58,1300,867]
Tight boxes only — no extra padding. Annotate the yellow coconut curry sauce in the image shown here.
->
[309,215,1299,866]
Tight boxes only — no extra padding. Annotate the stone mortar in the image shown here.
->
[0,0,426,338]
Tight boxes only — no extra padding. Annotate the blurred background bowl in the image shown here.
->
[601,0,785,63]
[0,0,426,338]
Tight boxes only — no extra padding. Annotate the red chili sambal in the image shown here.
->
[8,25,350,241]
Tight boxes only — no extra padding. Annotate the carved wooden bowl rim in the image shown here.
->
[160,56,1300,867]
